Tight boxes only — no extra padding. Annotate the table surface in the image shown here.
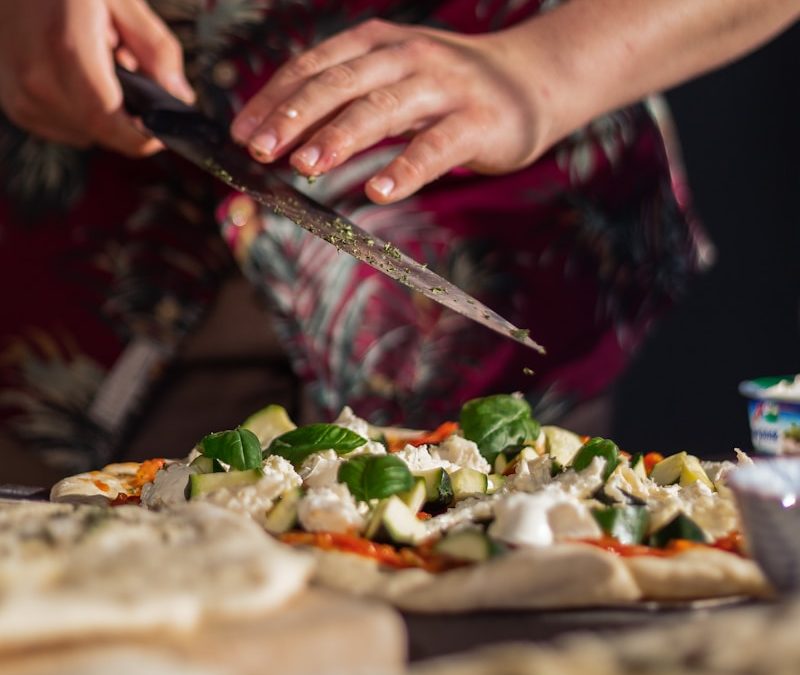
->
[402,597,762,661]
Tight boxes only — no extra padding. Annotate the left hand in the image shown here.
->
[230,19,555,204]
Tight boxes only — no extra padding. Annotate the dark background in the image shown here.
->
[613,24,800,457]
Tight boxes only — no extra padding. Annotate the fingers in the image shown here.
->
[289,75,450,176]
[110,0,194,103]
[62,1,162,156]
[12,114,92,147]
[0,0,169,155]
[243,45,420,162]
[365,113,477,204]
[231,18,398,143]
[0,63,91,146]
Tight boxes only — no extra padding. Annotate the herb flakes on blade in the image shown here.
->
[459,394,540,466]
[338,455,414,502]
[266,424,366,466]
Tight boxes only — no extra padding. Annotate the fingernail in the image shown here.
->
[167,74,196,104]
[369,176,395,198]
[251,131,278,157]
[294,145,321,168]
[231,115,259,143]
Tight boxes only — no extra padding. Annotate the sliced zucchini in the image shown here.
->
[648,513,707,548]
[189,455,224,474]
[433,529,504,563]
[413,468,454,510]
[542,425,584,466]
[242,404,296,448]
[493,453,509,475]
[629,454,647,481]
[364,496,427,545]
[592,505,649,545]
[679,455,715,491]
[399,477,428,514]
[649,451,688,486]
[263,487,303,535]
[486,473,506,494]
[189,468,263,498]
[450,468,489,500]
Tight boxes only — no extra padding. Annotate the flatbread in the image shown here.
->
[0,500,312,650]
[49,461,159,505]
[622,548,771,601]
[312,543,642,612]
[3,647,229,675]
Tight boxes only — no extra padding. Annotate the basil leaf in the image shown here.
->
[266,423,366,466]
[459,394,541,465]
[338,454,414,502]
[200,428,263,471]
[592,505,649,545]
[571,437,620,480]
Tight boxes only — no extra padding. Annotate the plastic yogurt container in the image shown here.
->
[739,375,800,455]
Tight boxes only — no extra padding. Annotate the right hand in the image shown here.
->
[0,0,194,156]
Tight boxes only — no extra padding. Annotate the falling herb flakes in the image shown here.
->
[522,367,535,376]
[510,328,530,341]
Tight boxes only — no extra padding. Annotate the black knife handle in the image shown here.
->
[116,65,226,144]
[116,64,192,116]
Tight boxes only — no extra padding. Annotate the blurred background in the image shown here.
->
[613,23,800,456]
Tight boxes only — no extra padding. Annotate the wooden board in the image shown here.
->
[1,589,407,675]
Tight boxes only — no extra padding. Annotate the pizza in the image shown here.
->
[0,499,312,650]
[50,393,771,610]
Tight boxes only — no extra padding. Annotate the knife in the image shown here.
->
[116,66,545,354]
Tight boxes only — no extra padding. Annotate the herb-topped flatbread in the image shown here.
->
[51,394,771,610]
[0,499,312,650]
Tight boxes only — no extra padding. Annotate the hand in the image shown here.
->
[0,0,194,156]
[231,19,556,204]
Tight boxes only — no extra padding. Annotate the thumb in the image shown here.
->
[109,0,195,104]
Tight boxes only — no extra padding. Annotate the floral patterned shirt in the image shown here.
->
[0,0,706,473]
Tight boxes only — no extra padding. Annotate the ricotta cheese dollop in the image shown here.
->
[333,407,386,456]
[195,456,302,526]
[297,484,366,534]
[393,444,457,473]
[141,462,195,509]
[432,435,491,474]
[488,489,601,547]
[299,450,343,489]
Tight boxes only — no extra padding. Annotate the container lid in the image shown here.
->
[739,375,800,403]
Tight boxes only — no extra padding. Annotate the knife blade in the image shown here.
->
[116,66,544,354]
